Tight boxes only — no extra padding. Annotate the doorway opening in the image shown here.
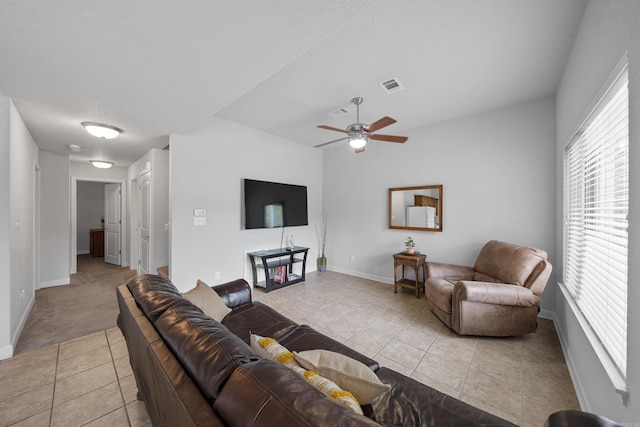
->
[70,176,127,274]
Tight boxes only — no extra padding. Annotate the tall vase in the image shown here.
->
[317,255,327,272]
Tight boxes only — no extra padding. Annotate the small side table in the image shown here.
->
[393,252,427,298]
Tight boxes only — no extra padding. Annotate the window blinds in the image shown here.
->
[564,68,628,381]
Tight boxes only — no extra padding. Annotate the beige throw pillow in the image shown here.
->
[294,349,390,404]
[183,280,232,322]
[250,333,363,415]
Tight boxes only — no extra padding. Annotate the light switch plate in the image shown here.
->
[193,217,206,226]
[193,209,206,217]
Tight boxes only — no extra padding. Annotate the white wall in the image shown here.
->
[555,0,640,420]
[39,151,70,288]
[323,97,557,309]
[169,117,323,292]
[0,95,11,359]
[76,181,105,253]
[0,100,39,360]
[127,148,169,275]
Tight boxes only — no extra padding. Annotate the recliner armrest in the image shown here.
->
[213,279,252,309]
[454,281,538,307]
[426,262,475,281]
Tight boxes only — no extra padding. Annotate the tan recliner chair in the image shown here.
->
[425,240,552,336]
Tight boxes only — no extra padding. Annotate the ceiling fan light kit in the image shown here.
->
[316,97,407,153]
[349,136,367,149]
[81,122,123,139]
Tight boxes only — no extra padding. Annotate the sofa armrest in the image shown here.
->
[213,279,252,309]
[454,281,538,307]
[426,262,475,281]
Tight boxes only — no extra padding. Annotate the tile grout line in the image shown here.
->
[49,343,60,427]
[107,329,133,427]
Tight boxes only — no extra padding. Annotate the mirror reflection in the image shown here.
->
[388,185,443,231]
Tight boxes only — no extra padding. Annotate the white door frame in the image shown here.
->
[137,169,151,275]
[129,176,138,276]
[104,183,122,265]
[34,161,41,290]
[70,176,127,274]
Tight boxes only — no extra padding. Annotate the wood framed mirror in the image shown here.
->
[388,185,443,232]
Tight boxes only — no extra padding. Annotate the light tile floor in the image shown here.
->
[0,271,580,426]
[0,328,151,427]
[253,271,581,427]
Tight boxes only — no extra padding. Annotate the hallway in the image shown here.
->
[15,255,136,355]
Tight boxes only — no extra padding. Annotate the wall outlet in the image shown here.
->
[193,217,206,226]
[215,271,221,280]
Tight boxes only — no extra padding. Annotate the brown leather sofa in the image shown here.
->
[117,274,517,426]
[425,240,552,336]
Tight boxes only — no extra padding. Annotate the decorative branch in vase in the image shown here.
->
[316,212,328,272]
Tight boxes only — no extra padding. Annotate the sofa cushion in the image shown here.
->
[294,349,390,405]
[372,367,517,426]
[425,278,456,314]
[473,240,547,287]
[154,305,258,402]
[127,274,197,322]
[183,279,232,322]
[278,325,380,372]
[221,301,298,343]
[214,359,380,427]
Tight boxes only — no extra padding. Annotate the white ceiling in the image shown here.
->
[0,0,586,167]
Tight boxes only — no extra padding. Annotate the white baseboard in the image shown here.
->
[77,250,90,255]
[10,296,35,356]
[538,308,554,320]
[0,344,13,361]
[40,277,70,288]
[326,265,393,285]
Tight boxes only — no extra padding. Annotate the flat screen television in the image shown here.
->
[243,179,308,229]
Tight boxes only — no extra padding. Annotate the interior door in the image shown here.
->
[138,170,151,275]
[104,183,122,265]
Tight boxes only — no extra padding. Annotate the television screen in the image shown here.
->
[244,179,308,229]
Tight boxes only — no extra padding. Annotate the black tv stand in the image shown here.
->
[247,246,309,292]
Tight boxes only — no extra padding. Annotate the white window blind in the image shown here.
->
[564,67,628,385]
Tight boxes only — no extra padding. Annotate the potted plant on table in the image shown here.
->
[404,236,415,254]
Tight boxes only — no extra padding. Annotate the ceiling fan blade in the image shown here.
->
[317,125,349,134]
[364,116,396,133]
[314,136,349,148]
[370,134,408,143]
[355,147,365,154]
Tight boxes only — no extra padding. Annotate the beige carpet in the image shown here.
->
[14,255,137,355]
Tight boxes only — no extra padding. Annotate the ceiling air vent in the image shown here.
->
[380,77,404,94]
[328,107,350,118]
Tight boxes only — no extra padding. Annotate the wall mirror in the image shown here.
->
[388,185,443,232]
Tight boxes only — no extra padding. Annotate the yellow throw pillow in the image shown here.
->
[250,334,363,415]
[294,349,390,404]
[183,280,232,322]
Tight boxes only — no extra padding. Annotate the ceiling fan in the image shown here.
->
[315,97,408,153]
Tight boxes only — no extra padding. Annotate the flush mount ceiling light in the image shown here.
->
[81,122,123,139]
[90,160,114,169]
